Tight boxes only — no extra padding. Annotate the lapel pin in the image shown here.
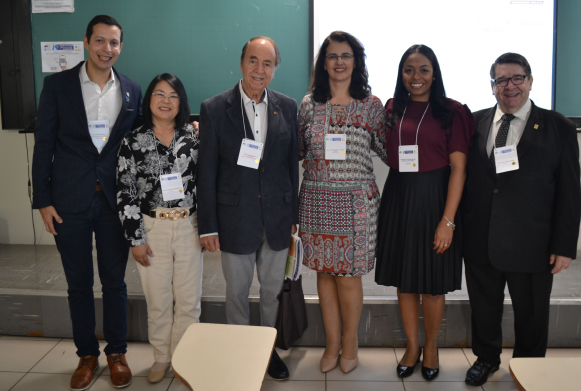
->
[534,124,539,129]
[125,92,130,103]
[274,111,278,115]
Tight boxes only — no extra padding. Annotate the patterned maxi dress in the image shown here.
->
[298,94,387,276]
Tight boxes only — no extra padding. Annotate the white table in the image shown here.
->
[172,323,277,391]
[509,357,581,390]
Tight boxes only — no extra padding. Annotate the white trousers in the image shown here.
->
[137,209,203,363]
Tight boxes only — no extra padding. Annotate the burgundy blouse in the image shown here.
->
[385,98,475,172]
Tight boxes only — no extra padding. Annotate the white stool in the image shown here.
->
[172,323,277,391]
[509,357,581,390]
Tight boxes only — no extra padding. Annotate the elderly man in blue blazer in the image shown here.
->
[32,15,141,391]
[462,52,581,387]
[197,36,299,381]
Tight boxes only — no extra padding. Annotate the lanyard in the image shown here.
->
[240,81,267,141]
[398,103,430,147]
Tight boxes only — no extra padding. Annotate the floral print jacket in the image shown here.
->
[116,124,198,247]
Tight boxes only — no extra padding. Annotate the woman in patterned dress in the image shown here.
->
[298,31,387,374]
[116,74,203,383]
[375,45,474,381]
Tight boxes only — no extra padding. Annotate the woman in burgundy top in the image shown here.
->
[375,45,474,381]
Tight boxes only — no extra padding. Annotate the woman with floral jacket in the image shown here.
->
[116,73,202,383]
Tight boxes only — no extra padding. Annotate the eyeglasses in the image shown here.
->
[152,91,180,102]
[325,53,354,62]
[491,74,529,87]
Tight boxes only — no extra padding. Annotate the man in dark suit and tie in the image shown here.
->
[197,36,299,381]
[462,52,581,386]
[32,15,141,391]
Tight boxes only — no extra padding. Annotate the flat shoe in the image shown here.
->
[107,353,132,389]
[147,362,170,383]
[465,360,499,386]
[267,350,290,381]
[339,356,358,373]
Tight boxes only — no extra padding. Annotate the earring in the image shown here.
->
[433,77,436,81]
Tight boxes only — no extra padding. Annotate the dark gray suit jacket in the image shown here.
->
[197,84,299,254]
[462,102,581,272]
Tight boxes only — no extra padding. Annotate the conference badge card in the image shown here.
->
[325,134,346,160]
[494,145,519,173]
[160,173,185,201]
[398,145,419,172]
[237,138,263,169]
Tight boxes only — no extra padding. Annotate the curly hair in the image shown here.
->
[388,44,454,130]
[310,31,371,103]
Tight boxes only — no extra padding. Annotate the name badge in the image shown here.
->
[237,138,264,169]
[325,134,346,160]
[398,145,419,172]
[88,120,110,152]
[494,144,519,173]
[160,173,185,201]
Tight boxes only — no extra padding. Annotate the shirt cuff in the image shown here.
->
[199,232,218,238]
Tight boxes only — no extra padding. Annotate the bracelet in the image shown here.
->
[444,215,456,231]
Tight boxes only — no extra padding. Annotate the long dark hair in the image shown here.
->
[310,31,371,103]
[388,44,454,129]
[142,73,191,130]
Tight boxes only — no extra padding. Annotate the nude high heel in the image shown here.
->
[320,354,340,373]
[339,356,359,373]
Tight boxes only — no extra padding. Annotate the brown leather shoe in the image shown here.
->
[70,355,99,391]
[107,353,132,388]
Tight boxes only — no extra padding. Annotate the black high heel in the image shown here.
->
[421,348,439,381]
[396,347,422,378]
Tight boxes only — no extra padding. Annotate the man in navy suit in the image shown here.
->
[32,15,141,391]
[462,53,580,386]
[197,36,299,381]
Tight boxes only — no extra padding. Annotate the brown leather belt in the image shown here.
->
[96,183,103,191]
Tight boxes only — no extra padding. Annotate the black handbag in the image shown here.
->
[275,275,308,350]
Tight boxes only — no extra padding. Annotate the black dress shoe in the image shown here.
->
[421,348,439,381]
[396,348,421,378]
[465,360,499,386]
[267,350,290,381]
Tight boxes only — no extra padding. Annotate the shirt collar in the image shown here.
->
[494,99,531,123]
[80,61,116,86]
[239,79,268,107]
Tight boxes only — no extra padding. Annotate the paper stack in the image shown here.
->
[285,234,303,280]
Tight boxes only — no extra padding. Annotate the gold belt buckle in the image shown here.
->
[169,209,179,221]
[180,210,188,219]
[158,211,168,220]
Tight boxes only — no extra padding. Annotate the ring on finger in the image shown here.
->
[444,243,448,246]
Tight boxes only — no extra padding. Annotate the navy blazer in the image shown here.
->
[462,102,581,272]
[32,62,142,213]
[197,83,299,254]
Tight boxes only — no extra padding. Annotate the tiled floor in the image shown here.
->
[3,335,579,391]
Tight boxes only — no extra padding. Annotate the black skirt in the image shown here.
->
[375,166,462,295]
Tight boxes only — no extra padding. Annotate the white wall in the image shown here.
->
[0,99,53,245]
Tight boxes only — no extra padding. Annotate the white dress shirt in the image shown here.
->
[239,80,268,144]
[486,99,532,155]
[79,62,122,153]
